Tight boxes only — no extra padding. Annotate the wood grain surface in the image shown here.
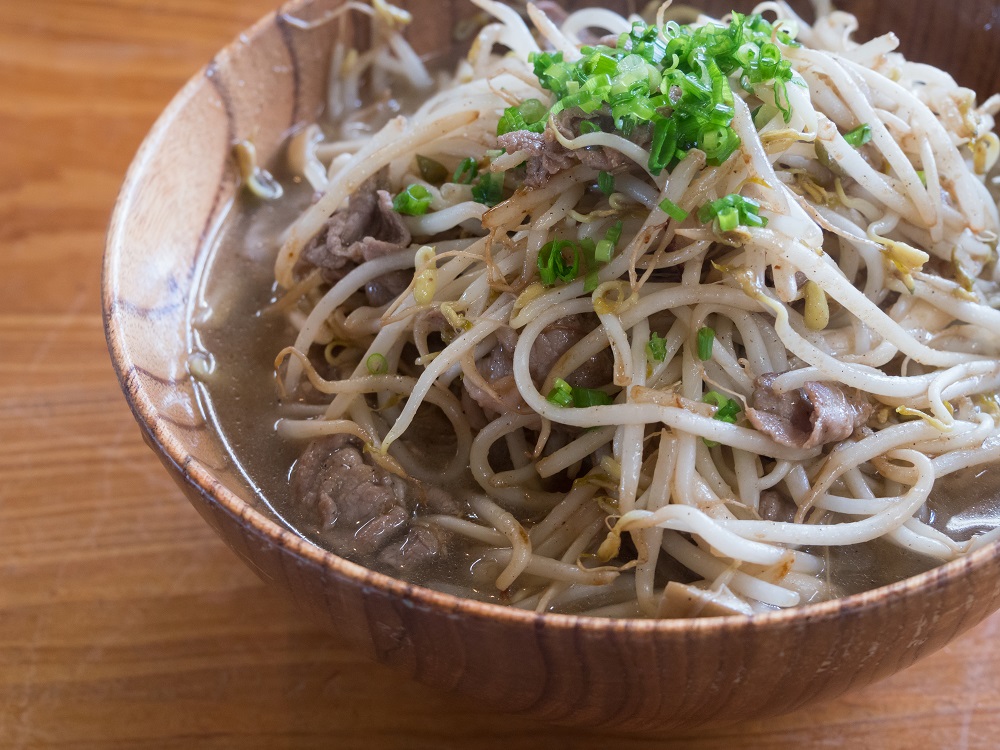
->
[2,0,999,747]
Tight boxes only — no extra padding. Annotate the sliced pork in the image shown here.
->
[291,435,459,567]
[746,374,873,450]
[297,175,412,286]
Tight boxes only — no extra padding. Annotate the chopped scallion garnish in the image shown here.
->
[843,123,872,148]
[696,327,715,361]
[698,194,768,232]
[598,170,615,196]
[702,390,741,446]
[546,378,613,407]
[453,157,479,184]
[538,235,611,288]
[546,378,574,407]
[392,184,433,216]
[497,98,548,136]
[366,353,388,375]
[717,206,739,232]
[659,197,688,222]
[537,240,581,286]
[594,220,623,263]
[471,171,504,206]
[703,391,741,423]
[572,387,613,407]
[525,12,798,177]
[646,332,667,362]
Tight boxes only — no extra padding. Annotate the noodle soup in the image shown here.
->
[191,0,1000,618]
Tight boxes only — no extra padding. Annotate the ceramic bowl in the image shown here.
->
[104,0,1000,731]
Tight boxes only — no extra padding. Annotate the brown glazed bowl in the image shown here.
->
[104,0,1000,732]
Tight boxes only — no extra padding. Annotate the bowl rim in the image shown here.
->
[103,0,1000,635]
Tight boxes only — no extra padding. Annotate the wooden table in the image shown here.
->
[2,1,999,747]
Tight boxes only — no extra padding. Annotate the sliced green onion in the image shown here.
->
[547,378,574,407]
[578,119,602,134]
[646,332,667,362]
[366,353,388,375]
[578,237,599,291]
[547,379,614,408]
[648,116,677,175]
[741,209,766,228]
[717,206,739,232]
[702,390,741,446]
[392,184,433,216]
[699,124,740,165]
[525,13,796,178]
[843,123,872,148]
[496,110,523,136]
[598,170,615,196]
[572,387,613,407]
[696,327,715,361]
[453,157,479,184]
[594,240,614,264]
[416,155,449,185]
[719,402,741,422]
[659,197,688,222]
[497,98,548,136]
[471,172,504,206]
[537,240,581,286]
[594,220,624,262]
[775,25,801,47]
[703,390,741,423]
[698,194,768,232]
[518,98,547,124]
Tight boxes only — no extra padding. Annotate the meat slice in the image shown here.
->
[297,175,412,285]
[463,326,525,417]
[290,435,458,565]
[291,435,407,553]
[497,130,576,189]
[746,374,872,450]
[364,268,411,307]
[758,489,797,523]
[497,109,644,188]
[463,316,613,416]
[528,314,612,388]
[553,111,635,172]
[378,524,450,572]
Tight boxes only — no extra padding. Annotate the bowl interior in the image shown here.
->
[103,0,1000,730]
[105,0,1000,625]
